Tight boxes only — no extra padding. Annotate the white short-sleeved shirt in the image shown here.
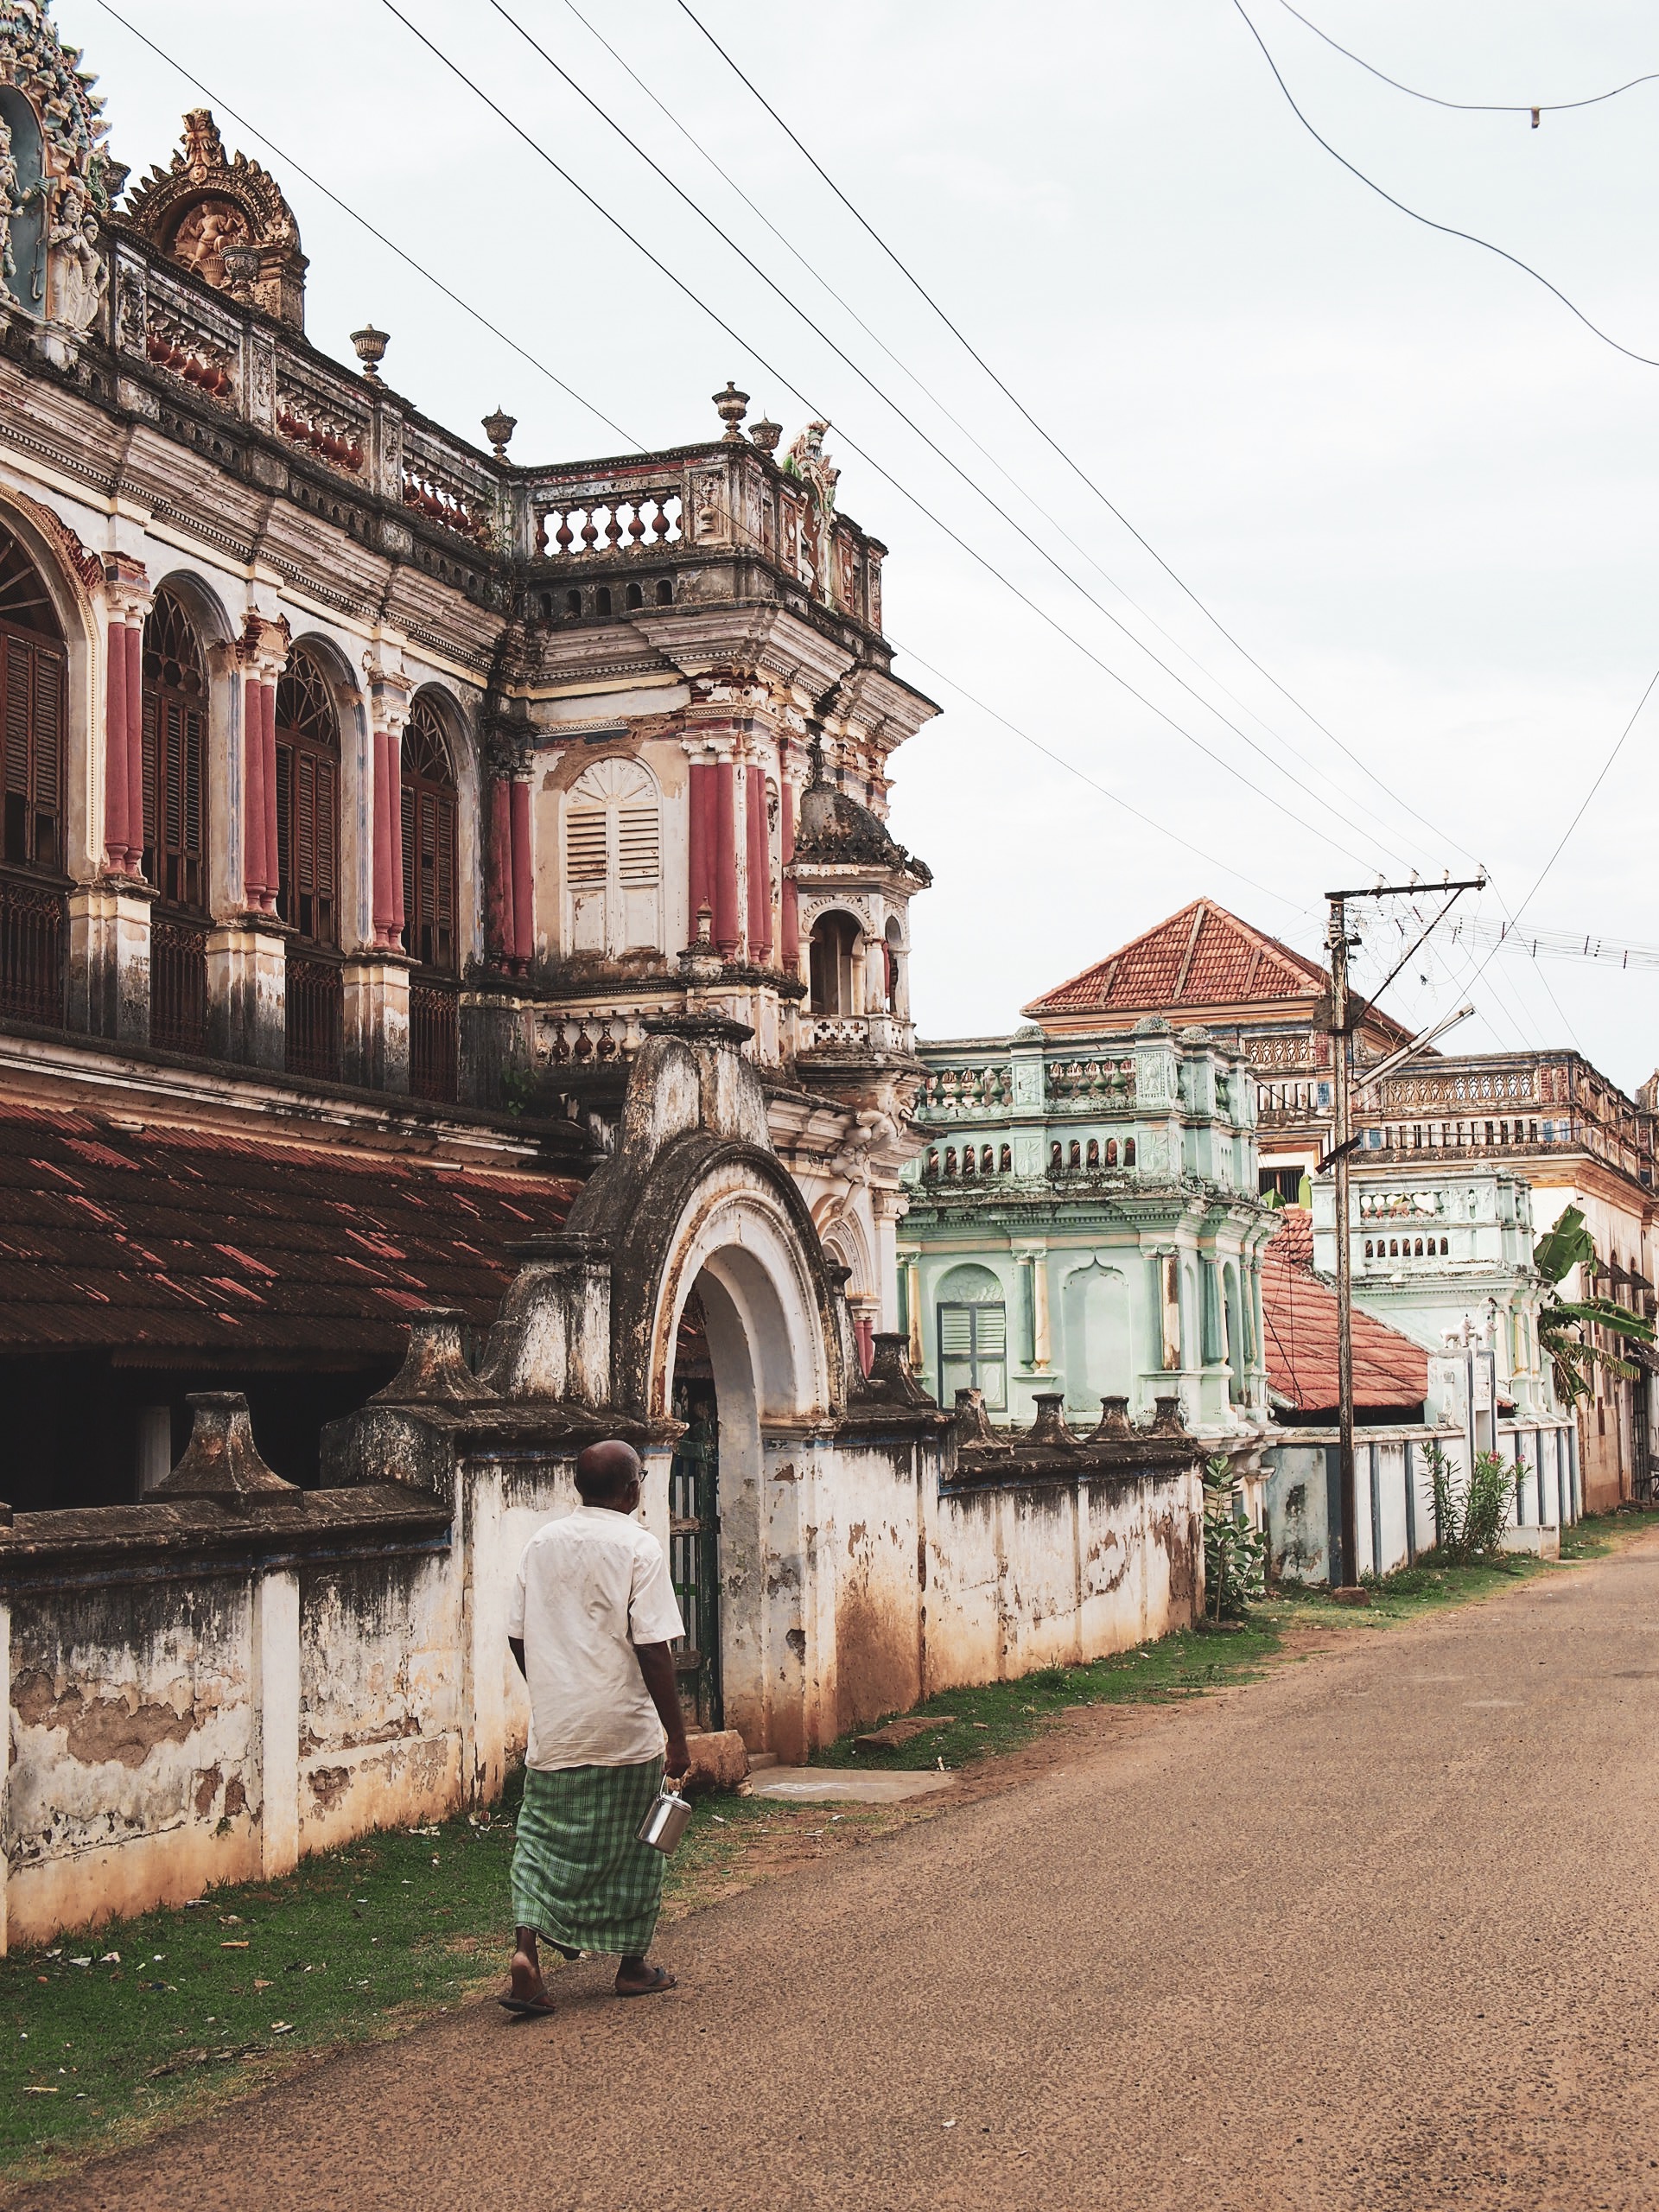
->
[508,1505,685,1771]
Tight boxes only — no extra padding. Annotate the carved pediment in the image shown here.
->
[123,108,307,330]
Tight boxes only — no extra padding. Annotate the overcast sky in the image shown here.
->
[61,0,1659,1089]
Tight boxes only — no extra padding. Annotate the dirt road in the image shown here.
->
[36,1535,1659,2209]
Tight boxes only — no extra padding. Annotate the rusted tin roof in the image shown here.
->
[0,1105,577,1357]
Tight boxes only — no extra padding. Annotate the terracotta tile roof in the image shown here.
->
[1260,1208,1427,1414]
[0,1105,577,1357]
[1023,900,1329,1020]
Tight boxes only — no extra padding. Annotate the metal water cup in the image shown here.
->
[636,1787,693,1855]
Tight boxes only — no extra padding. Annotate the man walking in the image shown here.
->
[501,1438,691,2015]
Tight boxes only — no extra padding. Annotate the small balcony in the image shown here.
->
[0,868,67,1027]
[798,1010,914,1058]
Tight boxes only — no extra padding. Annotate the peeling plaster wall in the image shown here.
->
[6,1579,260,1950]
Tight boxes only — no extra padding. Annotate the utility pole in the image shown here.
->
[1320,877,1486,1587]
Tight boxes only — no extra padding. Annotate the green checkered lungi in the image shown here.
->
[510,1756,667,1958]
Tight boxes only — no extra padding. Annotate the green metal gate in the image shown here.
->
[668,1382,721,1730]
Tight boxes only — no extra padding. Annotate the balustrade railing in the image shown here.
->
[0,871,65,1026]
[917,1064,1013,1116]
[150,913,209,1057]
[410,977,459,1104]
[536,493,683,558]
[285,954,343,1084]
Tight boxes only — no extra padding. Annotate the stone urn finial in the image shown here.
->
[749,410,781,454]
[1087,1395,1132,1445]
[352,322,390,381]
[482,406,517,461]
[713,379,750,442]
[1151,1394,1188,1436]
[149,1392,301,1515]
[952,1387,998,1446]
[220,241,259,304]
[371,1308,496,1406]
[1028,1393,1077,1449]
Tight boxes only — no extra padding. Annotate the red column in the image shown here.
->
[779,779,799,969]
[746,762,771,960]
[261,682,279,917]
[712,758,739,957]
[243,676,267,906]
[389,729,405,944]
[486,776,512,965]
[123,624,143,873]
[105,621,130,872]
[687,761,712,944]
[509,776,533,969]
[855,1313,874,1378]
[372,727,395,947]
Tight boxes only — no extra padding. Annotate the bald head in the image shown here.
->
[575,1438,643,1508]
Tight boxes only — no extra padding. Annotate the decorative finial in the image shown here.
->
[713,379,749,442]
[351,322,389,382]
[220,242,258,304]
[749,410,781,455]
[482,406,517,461]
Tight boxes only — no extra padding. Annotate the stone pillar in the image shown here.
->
[713,755,739,957]
[904,1255,924,1370]
[745,753,772,961]
[343,953,411,1092]
[251,1567,301,1880]
[206,922,287,1069]
[486,775,513,968]
[237,618,288,916]
[365,660,412,953]
[100,559,149,876]
[779,776,799,972]
[67,880,155,1042]
[102,615,134,871]
[687,754,713,945]
[510,777,533,969]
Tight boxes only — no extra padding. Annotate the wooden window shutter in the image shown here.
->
[567,807,607,886]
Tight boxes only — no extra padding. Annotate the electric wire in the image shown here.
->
[85,0,646,452]
[467,0,1414,872]
[380,0,1402,874]
[672,0,1481,873]
[554,0,1422,867]
[83,0,1320,944]
[1278,3,1659,120]
[1233,0,1659,372]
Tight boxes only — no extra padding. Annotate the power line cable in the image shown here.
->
[84,0,1319,942]
[86,0,645,452]
[1277,3,1659,120]
[1232,0,1659,372]
[380,0,1399,874]
[555,0,1432,868]
[672,0,1480,870]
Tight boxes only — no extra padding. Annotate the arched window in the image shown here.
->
[936,1262,1008,1412]
[1123,1139,1136,1167]
[564,756,661,956]
[961,1145,976,1179]
[1364,1240,1374,1259]
[141,588,208,912]
[564,589,582,618]
[0,90,46,315]
[998,1144,1011,1173]
[883,914,903,1011]
[944,1146,957,1178]
[274,651,339,946]
[1050,1141,1063,1173]
[655,577,674,607]
[982,1146,995,1174]
[1105,1138,1119,1167]
[1086,1138,1100,1169]
[625,581,644,611]
[595,586,613,617]
[1440,1236,1449,1255]
[0,520,65,871]
[1068,1140,1081,1170]
[925,1149,938,1179]
[401,695,457,970]
[809,911,859,1014]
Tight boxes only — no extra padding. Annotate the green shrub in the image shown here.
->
[1203,1457,1266,1620]
[1425,1441,1513,1563]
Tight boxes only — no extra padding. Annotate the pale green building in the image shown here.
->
[899,1018,1278,1461]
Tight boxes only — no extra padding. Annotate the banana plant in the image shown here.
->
[1533,1205,1655,1408]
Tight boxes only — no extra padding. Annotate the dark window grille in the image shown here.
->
[0,523,66,873]
[286,953,343,1082]
[410,976,459,1103]
[0,866,65,1022]
[149,912,209,1055]
[400,696,457,971]
[275,652,339,946]
[141,588,209,912]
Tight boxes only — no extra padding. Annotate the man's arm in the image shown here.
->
[632,1643,691,1781]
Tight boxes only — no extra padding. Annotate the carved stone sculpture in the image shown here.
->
[124,108,308,330]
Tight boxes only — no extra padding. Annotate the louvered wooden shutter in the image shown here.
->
[567,807,607,885]
[434,789,454,966]
[315,757,336,942]
[400,777,416,949]
[938,1307,975,1358]
[618,800,658,885]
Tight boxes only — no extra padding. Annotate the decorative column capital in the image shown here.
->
[237,611,290,685]
[101,553,151,627]
[363,656,413,736]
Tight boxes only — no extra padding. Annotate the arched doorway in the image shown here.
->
[808,910,858,1014]
[667,1287,721,1730]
